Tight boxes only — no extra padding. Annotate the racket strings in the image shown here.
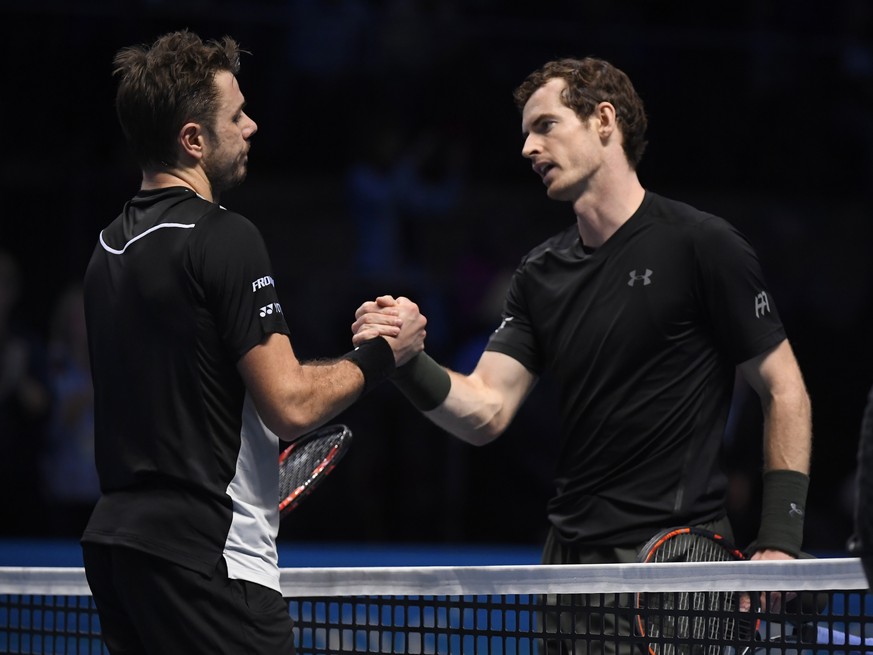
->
[278,434,344,498]
[642,533,746,655]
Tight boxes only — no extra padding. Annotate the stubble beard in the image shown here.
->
[204,150,248,198]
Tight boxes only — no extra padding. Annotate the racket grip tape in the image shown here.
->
[344,337,396,395]
[391,351,451,411]
[750,469,809,557]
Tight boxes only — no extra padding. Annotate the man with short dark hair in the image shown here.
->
[353,56,812,654]
[82,30,426,654]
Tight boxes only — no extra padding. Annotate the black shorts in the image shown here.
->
[82,543,295,655]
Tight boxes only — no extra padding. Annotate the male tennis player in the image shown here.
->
[81,30,425,655]
[353,57,812,653]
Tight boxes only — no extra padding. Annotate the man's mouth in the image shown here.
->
[534,162,554,179]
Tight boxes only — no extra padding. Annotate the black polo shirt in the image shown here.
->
[486,191,786,546]
[82,187,290,590]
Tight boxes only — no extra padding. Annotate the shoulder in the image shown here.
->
[185,204,273,279]
[645,192,724,230]
[196,203,258,234]
[644,192,748,249]
[189,204,265,252]
[519,223,579,267]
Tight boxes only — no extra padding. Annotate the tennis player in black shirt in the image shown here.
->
[353,57,812,654]
[82,31,426,655]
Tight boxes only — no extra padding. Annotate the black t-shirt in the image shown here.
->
[486,191,786,547]
[82,187,290,590]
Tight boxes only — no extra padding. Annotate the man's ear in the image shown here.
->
[178,122,205,162]
[595,102,618,139]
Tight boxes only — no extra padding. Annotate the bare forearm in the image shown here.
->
[250,358,364,439]
[762,385,812,473]
[423,370,506,446]
[239,334,396,441]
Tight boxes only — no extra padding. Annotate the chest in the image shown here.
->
[523,236,705,364]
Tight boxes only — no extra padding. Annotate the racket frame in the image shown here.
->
[278,423,352,516]
[634,526,759,655]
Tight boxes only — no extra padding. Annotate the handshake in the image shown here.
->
[351,295,427,367]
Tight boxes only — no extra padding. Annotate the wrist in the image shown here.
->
[343,337,396,395]
[392,352,451,411]
[752,469,809,557]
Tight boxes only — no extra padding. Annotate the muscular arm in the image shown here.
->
[353,296,536,446]
[423,351,537,446]
[738,338,812,560]
[241,298,426,441]
[237,333,369,441]
[738,338,811,474]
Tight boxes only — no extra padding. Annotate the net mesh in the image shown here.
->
[1,558,870,654]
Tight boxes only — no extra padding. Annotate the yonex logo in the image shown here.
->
[252,276,275,292]
[627,269,653,287]
[259,303,282,317]
[789,502,804,519]
[755,291,771,318]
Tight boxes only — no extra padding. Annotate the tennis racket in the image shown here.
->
[635,526,759,655]
[278,424,352,517]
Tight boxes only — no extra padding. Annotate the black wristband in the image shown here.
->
[343,337,396,395]
[391,352,451,411]
[752,469,809,557]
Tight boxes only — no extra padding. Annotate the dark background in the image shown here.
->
[1,0,871,555]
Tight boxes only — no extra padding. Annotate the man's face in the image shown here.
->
[202,70,257,194]
[520,78,603,202]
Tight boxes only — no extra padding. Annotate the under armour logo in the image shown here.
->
[755,291,771,318]
[789,502,804,519]
[628,269,653,287]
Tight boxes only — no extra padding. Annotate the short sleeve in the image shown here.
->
[694,217,786,363]
[189,209,290,360]
[485,261,542,374]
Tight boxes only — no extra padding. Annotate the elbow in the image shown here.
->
[459,425,503,447]
[476,417,509,445]
[258,404,323,442]
[444,412,507,447]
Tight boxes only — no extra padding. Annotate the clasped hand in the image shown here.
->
[352,295,427,367]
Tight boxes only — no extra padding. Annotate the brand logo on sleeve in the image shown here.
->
[754,291,771,318]
[252,276,275,292]
[494,316,514,333]
[259,303,283,317]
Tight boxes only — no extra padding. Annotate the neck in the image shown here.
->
[572,171,645,248]
[141,168,214,203]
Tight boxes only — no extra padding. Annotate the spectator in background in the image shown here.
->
[0,249,50,534]
[40,284,99,536]
[347,122,467,353]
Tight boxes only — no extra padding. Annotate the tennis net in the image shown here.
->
[1,557,870,654]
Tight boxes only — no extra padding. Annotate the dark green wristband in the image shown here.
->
[343,337,396,395]
[752,469,809,557]
[391,352,451,411]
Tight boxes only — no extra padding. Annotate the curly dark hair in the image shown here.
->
[113,30,244,170]
[513,57,648,169]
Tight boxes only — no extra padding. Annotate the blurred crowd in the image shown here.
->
[1,0,872,553]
